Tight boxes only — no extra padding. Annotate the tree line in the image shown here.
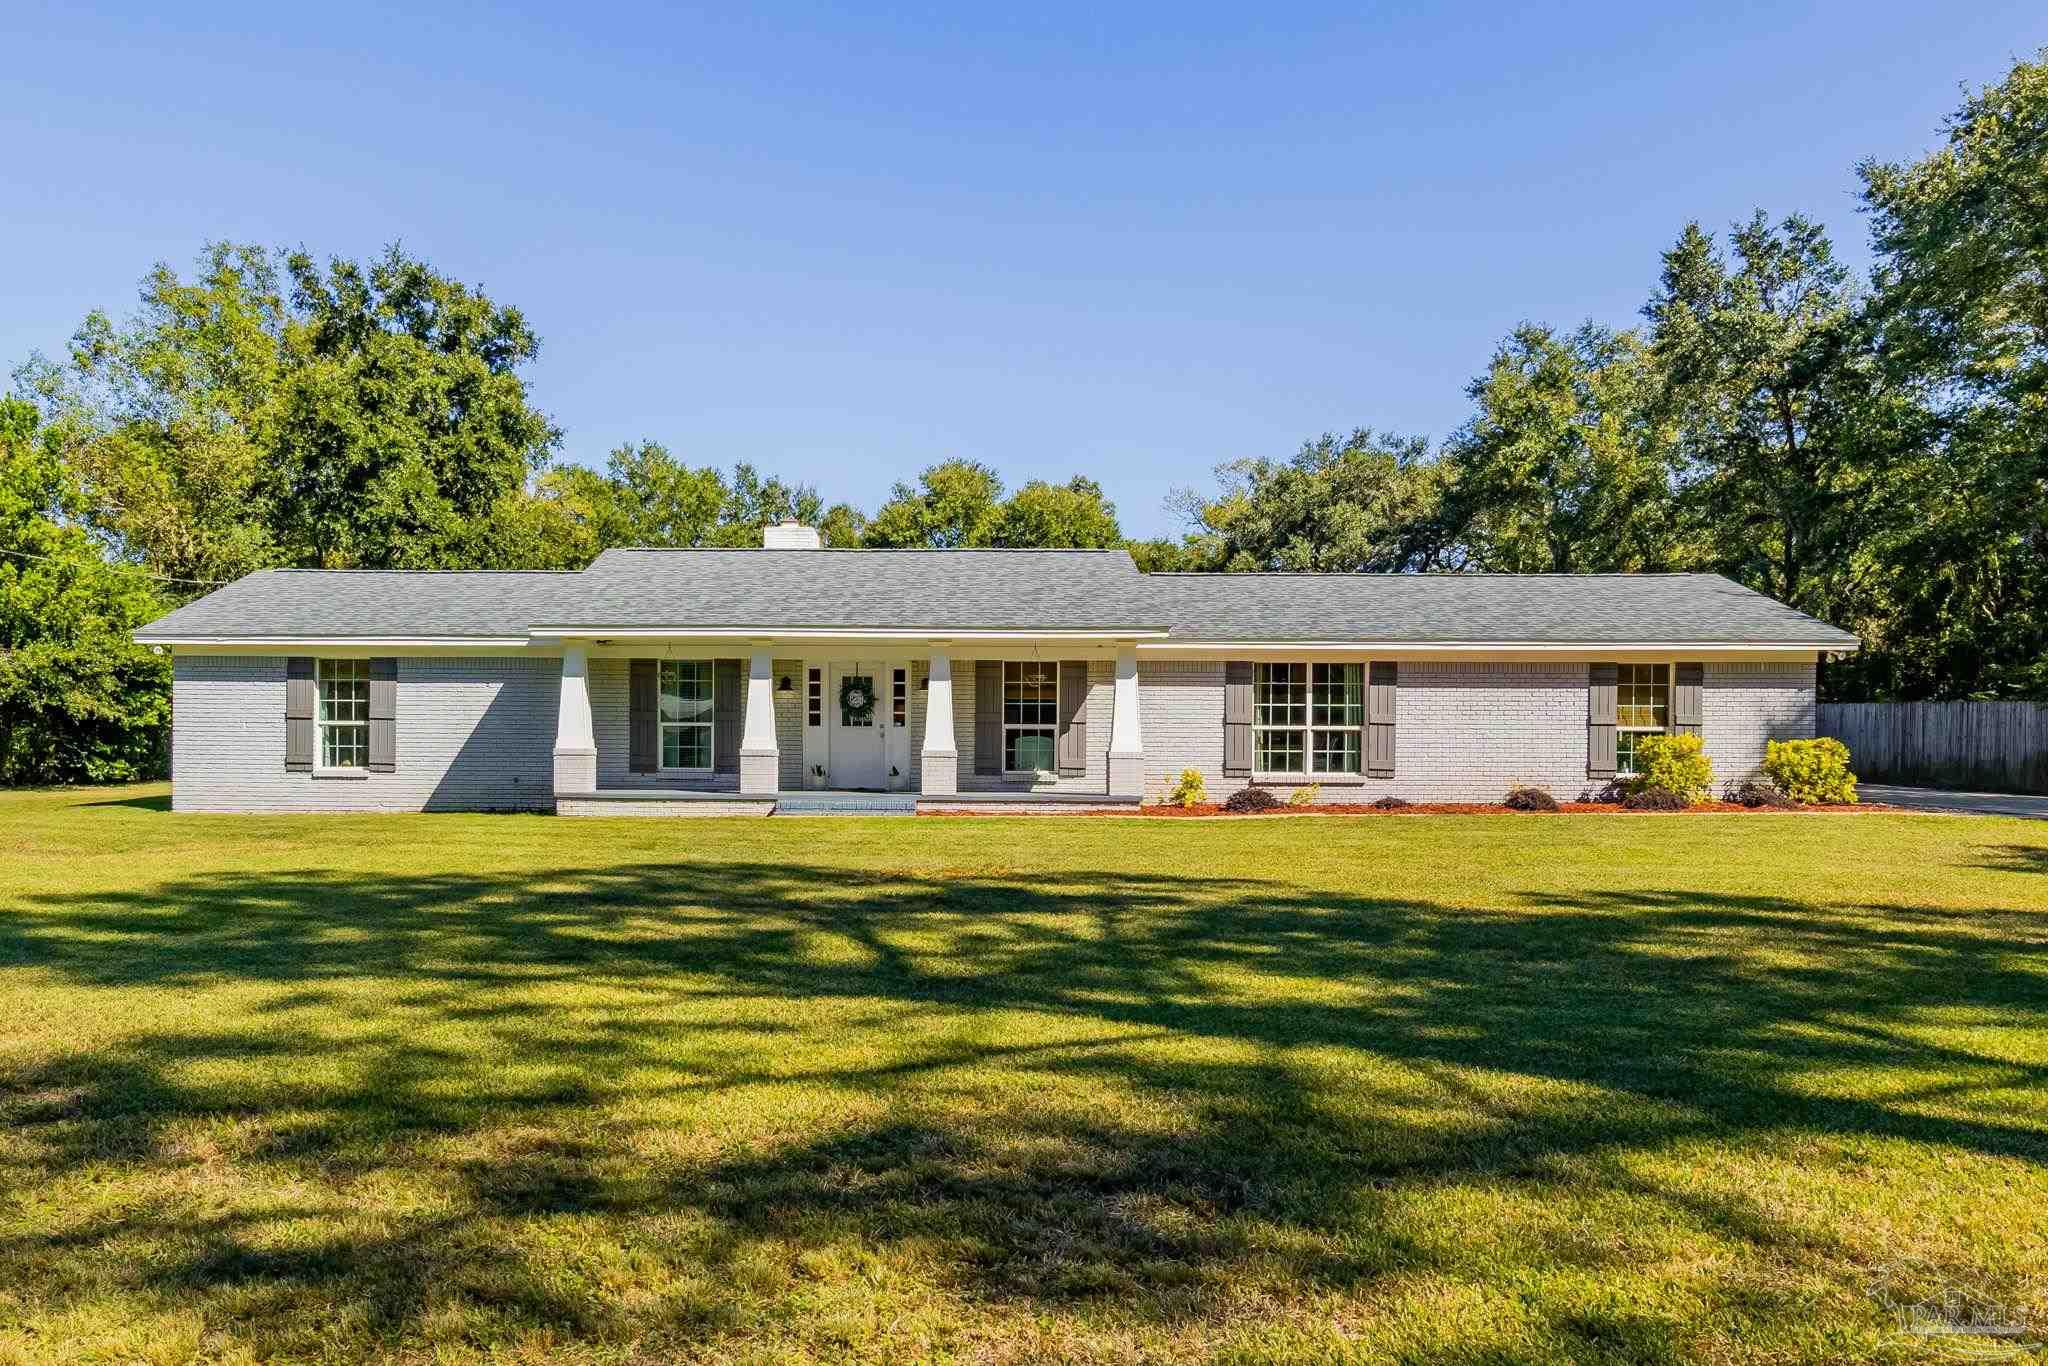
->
[3,52,2042,782]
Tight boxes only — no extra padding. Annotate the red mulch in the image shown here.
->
[1028,799,1882,817]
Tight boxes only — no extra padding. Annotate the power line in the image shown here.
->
[0,545,228,587]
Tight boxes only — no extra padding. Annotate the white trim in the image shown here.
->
[529,627,1169,642]
[657,659,715,774]
[999,660,1060,776]
[139,636,534,648]
[1140,639,1853,653]
[1250,660,1365,781]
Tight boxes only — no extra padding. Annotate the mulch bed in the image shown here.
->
[948,799,1883,817]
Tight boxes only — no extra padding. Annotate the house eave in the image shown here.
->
[1140,638,1860,653]
[525,626,1173,642]
[133,634,536,648]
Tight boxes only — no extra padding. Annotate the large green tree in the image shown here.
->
[861,461,1117,549]
[21,243,563,575]
[1855,51,2048,697]
[1644,213,1904,622]
[266,247,560,567]
[0,397,170,783]
[1168,430,1449,572]
[1437,323,1681,572]
[864,459,1005,548]
[19,243,284,585]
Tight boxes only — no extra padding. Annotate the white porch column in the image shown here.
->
[921,649,958,796]
[739,648,779,795]
[553,644,597,796]
[1108,645,1144,797]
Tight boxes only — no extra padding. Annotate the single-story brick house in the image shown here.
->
[135,520,1859,814]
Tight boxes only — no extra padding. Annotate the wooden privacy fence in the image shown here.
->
[1817,701,2048,794]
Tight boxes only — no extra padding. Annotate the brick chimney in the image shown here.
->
[762,518,822,550]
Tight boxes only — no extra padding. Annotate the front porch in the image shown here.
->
[553,787,1145,817]
[548,640,1147,815]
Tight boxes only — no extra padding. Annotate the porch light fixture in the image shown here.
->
[778,674,793,692]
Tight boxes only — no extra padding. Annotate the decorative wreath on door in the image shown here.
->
[839,675,876,725]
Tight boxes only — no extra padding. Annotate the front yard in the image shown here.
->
[1,786,2044,1363]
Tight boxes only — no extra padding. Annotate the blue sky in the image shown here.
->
[4,3,2044,539]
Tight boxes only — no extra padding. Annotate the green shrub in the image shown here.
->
[1287,783,1321,806]
[1223,787,1281,813]
[1504,786,1559,812]
[1763,738,1858,804]
[1626,733,1714,805]
[1170,767,1208,808]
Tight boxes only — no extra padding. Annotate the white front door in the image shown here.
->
[828,661,887,789]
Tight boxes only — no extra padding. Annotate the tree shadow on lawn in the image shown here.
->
[3,855,2046,1355]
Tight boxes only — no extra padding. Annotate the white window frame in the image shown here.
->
[659,659,714,773]
[1614,661,1672,777]
[1002,661,1059,774]
[1253,661,1366,779]
[806,667,822,728]
[316,658,369,771]
[891,668,907,728]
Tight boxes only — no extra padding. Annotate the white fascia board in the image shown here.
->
[1138,639,1858,654]
[527,626,1171,641]
[134,635,536,648]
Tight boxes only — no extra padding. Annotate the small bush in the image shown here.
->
[1371,796,1412,810]
[1763,737,1858,805]
[1626,733,1714,804]
[1287,783,1321,807]
[1504,786,1559,812]
[1729,779,1795,809]
[1622,785,1688,812]
[1223,787,1282,813]
[1170,767,1208,808]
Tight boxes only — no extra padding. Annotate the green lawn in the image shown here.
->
[1,787,2045,1364]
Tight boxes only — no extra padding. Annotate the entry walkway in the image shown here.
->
[1861,784,2048,819]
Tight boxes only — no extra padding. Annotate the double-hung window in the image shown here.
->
[1255,662,1363,776]
[1615,663,1670,775]
[660,660,713,770]
[317,659,368,769]
[1003,661,1057,773]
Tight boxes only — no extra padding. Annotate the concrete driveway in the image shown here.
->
[1861,784,2048,819]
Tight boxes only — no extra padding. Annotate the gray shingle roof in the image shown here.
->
[135,570,583,640]
[1142,572,1857,645]
[552,548,1157,631]
[135,554,1857,647]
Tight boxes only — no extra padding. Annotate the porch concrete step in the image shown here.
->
[774,792,918,816]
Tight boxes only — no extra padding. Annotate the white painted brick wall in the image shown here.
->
[774,657,804,790]
[589,658,739,792]
[1702,661,1817,785]
[173,652,1818,812]
[1139,658,1816,803]
[170,655,557,812]
[955,658,1112,794]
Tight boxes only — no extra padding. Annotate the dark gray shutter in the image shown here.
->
[1223,661,1253,775]
[713,658,741,773]
[1588,663,1618,777]
[367,657,397,773]
[629,659,658,773]
[974,661,1002,775]
[1366,661,1397,777]
[1056,661,1088,776]
[285,657,315,771]
[1672,663,1703,736]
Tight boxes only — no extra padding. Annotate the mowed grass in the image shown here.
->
[2,788,2046,1364]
